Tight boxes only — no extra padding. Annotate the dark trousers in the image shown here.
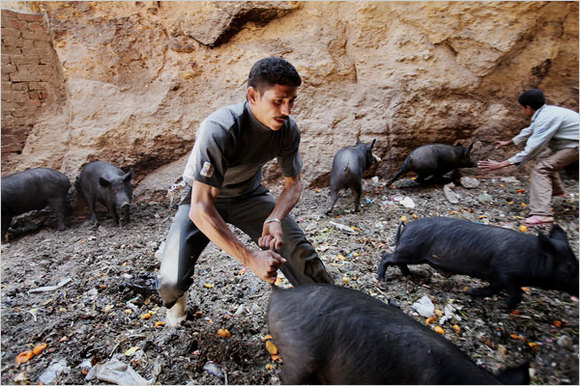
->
[158,186,334,306]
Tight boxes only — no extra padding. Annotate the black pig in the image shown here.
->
[326,139,380,214]
[77,161,133,226]
[268,283,529,384]
[1,168,71,240]
[378,217,579,309]
[387,142,475,187]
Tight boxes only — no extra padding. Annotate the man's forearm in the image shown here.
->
[267,176,302,221]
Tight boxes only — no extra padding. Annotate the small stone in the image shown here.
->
[460,177,480,189]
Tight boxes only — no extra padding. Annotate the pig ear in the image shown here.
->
[124,169,134,183]
[455,141,463,147]
[549,224,569,244]
[467,142,474,154]
[356,137,361,145]
[370,139,376,149]
[99,177,112,187]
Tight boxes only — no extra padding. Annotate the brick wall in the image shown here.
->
[1,9,66,159]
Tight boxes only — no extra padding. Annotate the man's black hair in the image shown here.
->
[247,57,301,93]
[518,89,546,110]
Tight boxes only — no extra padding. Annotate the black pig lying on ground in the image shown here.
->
[268,283,529,384]
[326,139,380,214]
[378,217,579,309]
[77,161,133,226]
[387,142,475,187]
[1,168,71,240]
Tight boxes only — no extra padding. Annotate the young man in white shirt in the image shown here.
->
[479,89,579,226]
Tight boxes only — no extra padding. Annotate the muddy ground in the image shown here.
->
[1,175,578,385]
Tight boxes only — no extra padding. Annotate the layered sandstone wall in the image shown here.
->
[1,1,578,200]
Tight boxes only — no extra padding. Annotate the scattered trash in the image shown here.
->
[434,326,445,335]
[29,277,72,293]
[203,361,225,380]
[38,358,69,384]
[372,176,380,184]
[86,357,150,384]
[460,176,480,189]
[440,303,462,324]
[217,328,232,338]
[329,221,356,235]
[412,295,435,317]
[443,183,459,204]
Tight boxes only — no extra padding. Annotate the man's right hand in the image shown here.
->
[247,250,287,283]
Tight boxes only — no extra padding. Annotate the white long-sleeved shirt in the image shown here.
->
[508,104,579,165]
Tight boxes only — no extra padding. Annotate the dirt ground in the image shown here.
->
[1,175,578,385]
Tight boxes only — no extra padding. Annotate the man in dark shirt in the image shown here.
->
[158,57,334,326]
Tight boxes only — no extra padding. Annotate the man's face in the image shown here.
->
[519,103,535,118]
[248,84,298,131]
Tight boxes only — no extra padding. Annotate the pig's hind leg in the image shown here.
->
[47,195,68,231]
[325,189,340,215]
[378,252,411,280]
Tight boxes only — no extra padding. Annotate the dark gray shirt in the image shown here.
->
[183,101,303,198]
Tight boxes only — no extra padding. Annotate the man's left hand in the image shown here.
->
[259,221,284,251]
[478,159,510,171]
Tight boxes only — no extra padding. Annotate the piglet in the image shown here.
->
[268,283,529,384]
[378,217,579,309]
[387,142,475,187]
[77,161,133,226]
[326,139,380,214]
[1,168,71,240]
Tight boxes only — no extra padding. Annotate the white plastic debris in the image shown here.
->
[412,295,435,317]
[85,357,150,385]
[38,359,69,384]
[393,196,415,208]
[204,361,225,379]
[500,176,520,184]
[329,221,356,235]
[440,303,462,324]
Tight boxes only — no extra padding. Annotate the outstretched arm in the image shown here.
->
[189,180,286,283]
[259,174,302,251]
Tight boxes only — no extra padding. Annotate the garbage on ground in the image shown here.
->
[85,357,150,385]
[204,361,225,379]
[38,358,69,385]
[329,221,356,235]
[393,196,415,208]
[412,295,435,317]
[443,183,459,204]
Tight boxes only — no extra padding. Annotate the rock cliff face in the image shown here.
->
[1,1,578,200]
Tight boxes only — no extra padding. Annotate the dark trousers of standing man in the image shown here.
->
[158,184,334,308]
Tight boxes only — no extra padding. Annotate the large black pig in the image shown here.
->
[1,168,71,240]
[387,142,475,187]
[326,139,380,214]
[268,284,529,384]
[77,161,133,226]
[378,217,579,309]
